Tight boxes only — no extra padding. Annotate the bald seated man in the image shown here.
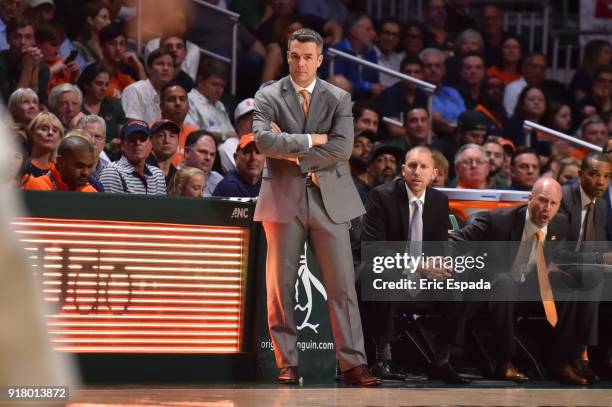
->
[451,178,599,385]
[23,136,97,192]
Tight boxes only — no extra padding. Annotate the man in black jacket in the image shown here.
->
[451,177,599,385]
[559,152,611,381]
[361,146,469,384]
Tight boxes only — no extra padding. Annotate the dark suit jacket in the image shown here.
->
[362,181,450,243]
[561,182,609,242]
[450,205,569,275]
[604,187,612,241]
[560,183,610,264]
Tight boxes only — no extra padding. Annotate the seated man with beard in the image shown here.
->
[350,129,375,203]
[366,144,403,190]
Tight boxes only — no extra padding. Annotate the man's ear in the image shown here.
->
[431,167,439,182]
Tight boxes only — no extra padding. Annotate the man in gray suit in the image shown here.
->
[252,28,380,386]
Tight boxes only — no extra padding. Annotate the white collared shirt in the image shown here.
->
[185,88,235,133]
[374,46,405,87]
[121,79,160,124]
[405,183,426,239]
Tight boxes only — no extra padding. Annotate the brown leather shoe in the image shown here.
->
[343,364,382,386]
[278,366,300,385]
[494,361,529,382]
[557,363,588,386]
[572,359,599,384]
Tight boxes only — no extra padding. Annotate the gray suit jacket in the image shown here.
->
[252,76,365,223]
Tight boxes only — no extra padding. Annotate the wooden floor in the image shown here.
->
[65,384,612,406]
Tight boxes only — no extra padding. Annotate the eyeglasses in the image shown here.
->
[458,158,487,167]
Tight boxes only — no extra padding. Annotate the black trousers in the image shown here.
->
[487,267,602,362]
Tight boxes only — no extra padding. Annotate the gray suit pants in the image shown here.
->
[263,185,367,372]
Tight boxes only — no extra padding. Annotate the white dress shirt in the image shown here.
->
[121,79,160,123]
[186,88,236,133]
[375,46,405,87]
[405,183,426,239]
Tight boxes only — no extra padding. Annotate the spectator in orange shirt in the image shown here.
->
[160,82,197,166]
[25,111,64,177]
[99,23,145,99]
[35,21,79,93]
[486,35,522,86]
[23,135,97,192]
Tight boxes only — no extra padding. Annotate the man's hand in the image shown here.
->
[311,134,328,146]
[22,47,42,69]
[270,121,282,133]
[418,257,452,280]
[270,121,298,163]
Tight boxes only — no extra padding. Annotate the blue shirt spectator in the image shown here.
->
[213,170,261,198]
[432,86,465,123]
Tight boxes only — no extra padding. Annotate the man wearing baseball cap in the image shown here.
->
[147,119,181,192]
[213,134,264,198]
[99,119,167,195]
[218,97,254,174]
[367,144,403,189]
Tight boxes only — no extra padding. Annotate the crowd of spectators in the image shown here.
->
[4,0,611,202]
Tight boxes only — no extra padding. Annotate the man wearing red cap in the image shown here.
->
[213,134,264,198]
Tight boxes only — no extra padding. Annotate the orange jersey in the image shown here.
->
[486,66,521,86]
[172,123,199,166]
[107,71,135,99]
[22,164,97,192]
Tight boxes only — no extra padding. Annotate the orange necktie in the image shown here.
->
[534,230,558,327]
[299,89,310,117]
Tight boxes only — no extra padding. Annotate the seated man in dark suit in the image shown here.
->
[361,146,470,384]
[560,151,611,379]
[451,177,599,385]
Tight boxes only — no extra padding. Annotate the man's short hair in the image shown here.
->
[287,28,323,54]
[510,146,539,167]
[352,101,379,120]
[578,115,605,138]
[48,83,83,110]
[76,114,107,136]
[34,21,65,44]
[419,47,445,63]
[524,51,548,65]
[58,135,94,158]
[147,47,175,68]
[404,104,429,119]
[461,51,485,66]
[99,22,125,45]
[197,58,228,82]
[184,129,215,151]
[160,81,187,99]
[6,16,33,38]
[454,29,484,53]
[581,151,611,171]
[454,143,487,165]
[399,54,423,71]
[160,30,187,46]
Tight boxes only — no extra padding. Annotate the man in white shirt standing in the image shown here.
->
[374,18,404,88]
[185,58,237,144]
[121,48,174,123]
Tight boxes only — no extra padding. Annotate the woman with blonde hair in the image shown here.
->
[7,88,40,126]
[171,166,205,197]
[26,112,65,177]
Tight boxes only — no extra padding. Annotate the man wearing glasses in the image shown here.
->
[454,143,490,189]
